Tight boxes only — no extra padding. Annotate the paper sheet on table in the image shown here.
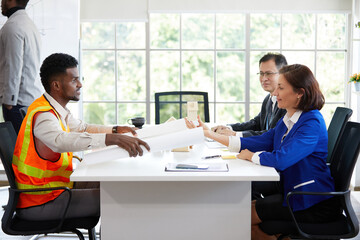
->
[205,141,227,149]
[124,119,187,139]
[83,127,204,165]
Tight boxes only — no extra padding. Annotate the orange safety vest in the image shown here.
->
[12,95,74,208]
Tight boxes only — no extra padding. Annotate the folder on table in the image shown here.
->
[165,162,229,172]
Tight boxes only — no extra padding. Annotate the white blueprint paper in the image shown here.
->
[124,118,188,139]
[83,126,204,165]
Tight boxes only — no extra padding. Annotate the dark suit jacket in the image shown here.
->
[230,94,286,137]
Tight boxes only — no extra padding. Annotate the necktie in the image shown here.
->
[266,101,274,130]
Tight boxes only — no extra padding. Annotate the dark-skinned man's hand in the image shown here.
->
[105,134,150,157]
[116,126,138,135]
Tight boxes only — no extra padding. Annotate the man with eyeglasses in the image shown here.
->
[212,53,287,137]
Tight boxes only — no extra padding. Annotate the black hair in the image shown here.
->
[40,53,78,93]
[15,0,29,7]
[259,53,288,70]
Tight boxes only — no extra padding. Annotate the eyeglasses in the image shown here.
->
[257,72,279,77]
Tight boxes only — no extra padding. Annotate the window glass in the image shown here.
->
[80,12,348,125]
[117,51,146,101]
[282,51,315,72]
[182,51,214,100]
[216,51,245,101]
[249,103,262,121]
[82,22,115,49]
[316,52,345,102]
[82,51,115,101]
[182,14,214,49]
[150,51,180,98]
[116,23,145,49]
[150,14,180,49]
[216,103,245,124]
[282,14,315,49]
[250,14,281,49]
[118,103,146,125]
[317,14,346,49]
[83,103,115,125]
[216,14,245,49]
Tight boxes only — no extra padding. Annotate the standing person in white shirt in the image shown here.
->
[13,53,150,220]
[0,0,43,133]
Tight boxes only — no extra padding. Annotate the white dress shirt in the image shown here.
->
[0,10,43,106]
[33,93,111,153]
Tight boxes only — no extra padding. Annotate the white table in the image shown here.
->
[71,144,279,240]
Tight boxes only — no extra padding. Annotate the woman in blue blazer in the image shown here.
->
[186,64,341,240]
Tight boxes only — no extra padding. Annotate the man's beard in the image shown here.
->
[70,96,80,102]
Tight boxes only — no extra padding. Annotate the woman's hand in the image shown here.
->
[196,115,210,131]
[184,117,196,129]
[185,116,211,137]
[236,149,254,162]
[185,115,209,131]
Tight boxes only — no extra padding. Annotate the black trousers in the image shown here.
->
[253,181,342,223]
[2,104,25,134]
[252,180,282,200]
[17,182,100,221]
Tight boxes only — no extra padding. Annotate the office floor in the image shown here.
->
[0,186,360,240]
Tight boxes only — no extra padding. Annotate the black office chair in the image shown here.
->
[259,121,360,240]
[0,122,99,240]
[155,91,210,124]
[327,107,352,164]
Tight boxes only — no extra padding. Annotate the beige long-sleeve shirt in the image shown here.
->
[33,93,111,153]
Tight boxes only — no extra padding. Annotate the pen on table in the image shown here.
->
[202,155,221,159]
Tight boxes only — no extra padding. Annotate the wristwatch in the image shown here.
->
[112,126,118,133]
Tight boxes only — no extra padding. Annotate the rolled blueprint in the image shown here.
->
[124,118,187,139]
[83,127,204,165]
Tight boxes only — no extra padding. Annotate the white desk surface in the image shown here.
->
[71,144,279,182]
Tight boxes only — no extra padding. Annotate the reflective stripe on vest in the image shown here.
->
[13,95,74,208]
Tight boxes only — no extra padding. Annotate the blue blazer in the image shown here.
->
[241,110,335,211]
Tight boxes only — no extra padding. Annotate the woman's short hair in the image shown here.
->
[279,64,325,111]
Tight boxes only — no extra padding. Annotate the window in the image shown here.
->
[81,22,146,125]
[81,12,348,125]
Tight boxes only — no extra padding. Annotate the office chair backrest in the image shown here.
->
[0,122,18,189]
[19,106,28,120]
[327,107,352,164]
[155,91,209,124]
[330,121,360,192]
